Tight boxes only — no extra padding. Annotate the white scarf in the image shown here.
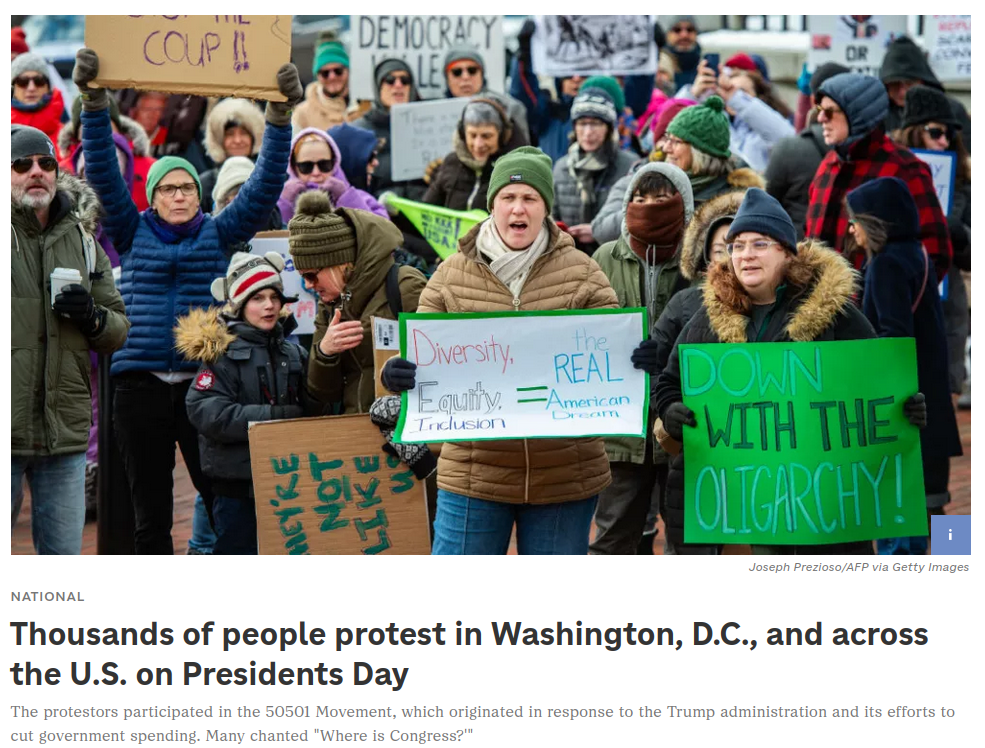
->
[476,219,551,298]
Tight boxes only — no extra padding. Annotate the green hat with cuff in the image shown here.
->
[486,146,554,213]
[312,39,349,77]
[145,156,201,204]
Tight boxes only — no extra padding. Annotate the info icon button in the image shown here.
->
[930,515,971,555]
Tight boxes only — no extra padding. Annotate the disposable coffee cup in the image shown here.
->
[50,268,83,307]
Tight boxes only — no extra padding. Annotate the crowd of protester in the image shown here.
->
[11,17,968,556]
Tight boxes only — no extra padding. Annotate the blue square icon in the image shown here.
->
[931,515,971,555]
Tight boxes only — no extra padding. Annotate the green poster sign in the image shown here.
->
[680,339,927,545]
[381,194,487,260]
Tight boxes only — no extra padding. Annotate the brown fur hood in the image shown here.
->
[204,98,265,164]
[680,190,746,280]
[174,307,237,364]
[702,239,860,343]
[726,166,765,190]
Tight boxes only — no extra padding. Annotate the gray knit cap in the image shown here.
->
[11,53,48,83]
[444,46,485,72]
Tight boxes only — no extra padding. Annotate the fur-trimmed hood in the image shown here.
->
[680,190,746,280]
[58,113,151,159]
[725,167,765,190]
[55,172,102,234]
[174,306,294,364]
[703,239,859,343]
[204,98,265,165]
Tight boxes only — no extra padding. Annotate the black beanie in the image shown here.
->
[11,124,58,164]
[902,84,960,129]
[725,188,797,253]
[810,62,850,95]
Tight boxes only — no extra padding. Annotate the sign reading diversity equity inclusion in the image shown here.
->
[394,310,648,443]
[680,339,927,546]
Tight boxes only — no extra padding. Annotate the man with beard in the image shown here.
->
[293,33,356,131]
[11,125,129,554]
[663,16,702,91]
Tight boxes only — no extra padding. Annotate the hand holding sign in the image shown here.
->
[382,358,418,393]
[73,48,108,110]
[320,309,365,357]
[264,63,304,126]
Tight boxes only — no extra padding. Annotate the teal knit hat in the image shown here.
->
[666,95,731,159]
[580,76,625,114]
[312,39,349,77]
[146,156,202,204]
[487,146,554,213]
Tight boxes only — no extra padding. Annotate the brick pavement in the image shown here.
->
[12,409,973,555]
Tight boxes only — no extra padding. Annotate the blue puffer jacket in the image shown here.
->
[80,105,291,376]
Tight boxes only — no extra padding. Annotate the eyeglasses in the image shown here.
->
[923,125,951,141]
[575,120,607,131]
[12,156,57,174]
[664,135,687,150]
[296,159,333,176]
[709,242,728,256]
[726,239,782,256]
[450,65,480,77]
[318,66,346,79]
[156,183,198,198]
[383,74,411,86]
[814,104,843,120]
[670,25,696,34]
[14,75,48,88]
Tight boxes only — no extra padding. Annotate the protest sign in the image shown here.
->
[394,310,648,444]
[390,98,469,181]
[680,339,927,546]
[924,16,971,81]
[807,15,907,76]
[250,414,431,555]
[912,149,956,215]
[531,15,656,77]
[84,15,292,100]
[249,232,318,336]
[381,195,487,260]
[350,16,504,100]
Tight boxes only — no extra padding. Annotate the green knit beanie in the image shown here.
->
[580,76,625,114]
[288,191,357,271]
[487,146,554,213]
[312,39,349,77]
[145,156,202,204]
[666,95,732,159]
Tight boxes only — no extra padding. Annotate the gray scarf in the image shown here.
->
[566,140,612,223]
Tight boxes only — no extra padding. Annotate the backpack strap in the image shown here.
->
[385,263,403,317]
[912,245,929,314]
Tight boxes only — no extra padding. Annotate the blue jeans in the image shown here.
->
[11,453,87,555]
[187,494,216,554]
[432,489,598,555]
[212,495,257,555]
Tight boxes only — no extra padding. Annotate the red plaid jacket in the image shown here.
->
[805,128,952,281]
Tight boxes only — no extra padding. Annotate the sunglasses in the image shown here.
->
[923,125,951,141]
[318,66,346,79]
[814,104,843,120]
[671,25,696,34]
[383,74,411,86]
[295,159,333,176]
[450,65,480,77]
[14,74,48,88]
[300,270,321,284]
[12,156,57,174]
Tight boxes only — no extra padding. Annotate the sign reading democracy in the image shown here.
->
[390,98,469,181]
[807,15,907,77]
[680,339,927,546]
[912,149,956,215]
[394,310,648,443]
[85,15,292,100]
[381,195,486,260]
[350,16,504,100]
[924,15,971,81]
[250,232,317,336]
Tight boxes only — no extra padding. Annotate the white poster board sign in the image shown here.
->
[924,16,971,81]
[912,149,956,215]
[350,16,504,100]
[531,15,657,77]
[389,98,469,181]
[394,310,648,443]
[807,15,908,76]
[250,231,319,336]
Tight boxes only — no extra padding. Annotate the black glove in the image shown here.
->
[653,21,666,48]
[272,404,304,421]
[265,63,304,126]
[663,402,697,442]
[381,357,417,393]
[631,338,660,374]
[904,393,927,429]
[73,48,108,110]
[54,284,103,335]
[382,439,437,480]
[518,19,536,62]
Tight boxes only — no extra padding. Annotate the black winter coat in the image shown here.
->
[948,181,971,271]
[764,124,831,239]
[423,148,495,212]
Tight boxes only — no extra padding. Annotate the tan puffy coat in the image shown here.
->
[417,219,619,504]
[292,82,358,132]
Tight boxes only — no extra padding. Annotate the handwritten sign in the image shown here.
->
[350,15,504,100]
[680,339,927,546]
[381,195,486,260]
[390,98,469,181]
[531,15,657,77]
[925,15,971,81]
[250,414,431,555]
[84,15,292,100]
[807,15,907,76]
[912,149,956,215]
[250,232,317,335]
[394,310,648,443]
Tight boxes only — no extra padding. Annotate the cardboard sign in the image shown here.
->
[381,194,486,260]
[85,15,292,100]
[250,414,431,555]
[250,232,318,336]
[389,98,469,181]
[394,310,648,444]
[349,15,504,100]
[807,15,907,76]
[680,339,927,546]
[924,15,971,81]
[531,15,657,77]
[912,149,956,215]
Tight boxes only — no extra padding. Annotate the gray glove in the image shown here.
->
[73,48,109,111]
[265,63,303,126]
